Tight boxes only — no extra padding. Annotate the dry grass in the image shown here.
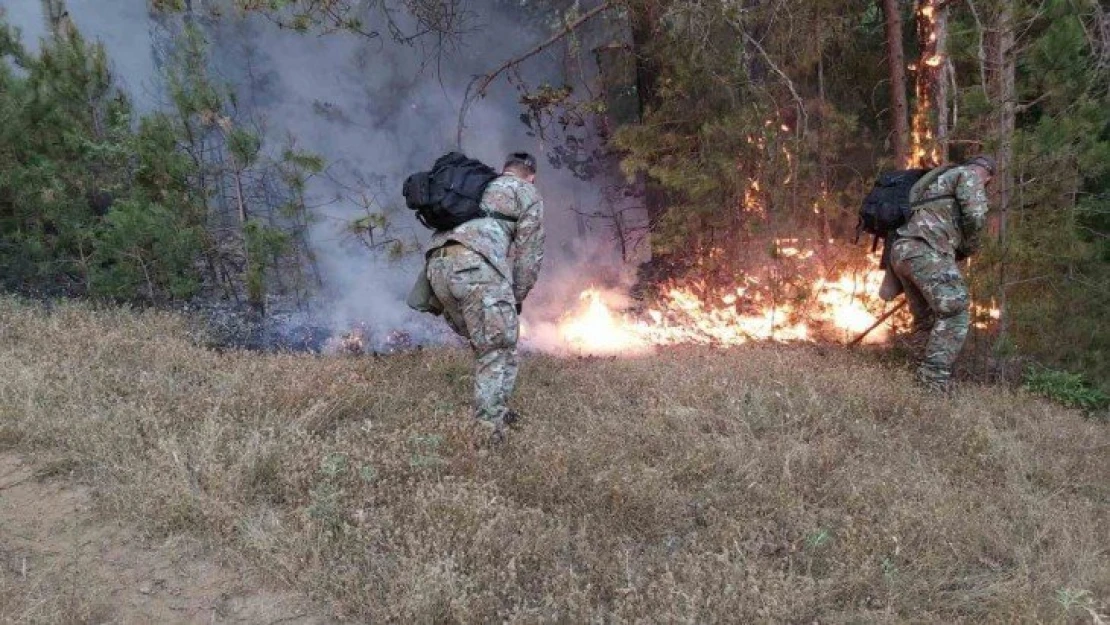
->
[0,547,114,625]
[0,295,1107,622]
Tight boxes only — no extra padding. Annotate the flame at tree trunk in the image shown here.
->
[910,0,948,168]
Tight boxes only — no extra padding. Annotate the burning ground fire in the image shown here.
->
[535,277,999,357]
[526,239,1002,356]
[523,240,910,356]
[540,273,890,356]
[315,241,1000,358]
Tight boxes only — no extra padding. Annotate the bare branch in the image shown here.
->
[727,19,809,138]
[963,0,988,95]
[456,2,614,148]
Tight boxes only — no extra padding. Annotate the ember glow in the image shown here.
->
[972,301,1002,329]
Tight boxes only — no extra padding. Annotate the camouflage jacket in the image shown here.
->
[896,165,990,259]
[427,173,545,303]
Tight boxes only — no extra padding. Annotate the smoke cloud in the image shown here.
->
[0,0,648,351]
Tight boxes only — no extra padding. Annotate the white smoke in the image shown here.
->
[0,0,650,350]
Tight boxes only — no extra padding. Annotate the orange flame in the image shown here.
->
[558,290,651,354]
[550,248,900,355]
[972,300,1001,329]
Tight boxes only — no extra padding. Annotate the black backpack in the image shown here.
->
[855,168,932,250]
[403,152,503,231]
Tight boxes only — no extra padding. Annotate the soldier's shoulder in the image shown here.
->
[493,174,528,189]
[497,175,542,202]
[943,164,980,182]
[487,174,514,188]
[927,165,969,191]
[938,164,967,180]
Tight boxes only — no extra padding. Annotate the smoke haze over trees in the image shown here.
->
[0,0,1106,385]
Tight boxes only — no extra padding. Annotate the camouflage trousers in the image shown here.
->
[426,244,519,422]
[890,237,971,387]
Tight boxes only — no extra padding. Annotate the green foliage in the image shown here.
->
[228,128,262,168]
[90,200,202,301]
[1022,365,1109,414]
[282,149,325,174]
[0,18,200,301]
[244,220,291,307]
[0,15,321,307]
[158,24,322,309]
[961,0,1110,383]
[612,0,878,263]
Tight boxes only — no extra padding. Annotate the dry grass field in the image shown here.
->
[0,296,1106,623]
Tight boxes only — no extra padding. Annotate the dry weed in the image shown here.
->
[0,296,1106,622]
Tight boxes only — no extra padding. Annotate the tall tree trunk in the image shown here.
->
[934,5,950,162]
[629,1,661,124]
[989,0,1016,349]
[881,0,911,168]
[910,0,949,167]
[817,51,832,240]
[987,0,1015,240]
[234,170,264,316]
[629,1,668,231]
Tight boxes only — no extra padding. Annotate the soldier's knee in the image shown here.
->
[470,300,518,352]
[928,268,969,318]
[934,290,969,318]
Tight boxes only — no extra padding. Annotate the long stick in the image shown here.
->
[849,299,906,347]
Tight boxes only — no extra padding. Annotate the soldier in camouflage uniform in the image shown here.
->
[425,152,545,438]
[890,155,994,391]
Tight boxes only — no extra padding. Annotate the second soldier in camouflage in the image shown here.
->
[890,156,994,391]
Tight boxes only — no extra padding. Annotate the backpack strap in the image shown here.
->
[907,165,957,211]
[910,194,956,209]
[486,211,518,222]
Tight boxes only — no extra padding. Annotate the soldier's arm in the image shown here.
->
[956,170,990,257]
[511,188,545,304]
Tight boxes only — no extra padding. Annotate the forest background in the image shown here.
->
[0,0,1106,389]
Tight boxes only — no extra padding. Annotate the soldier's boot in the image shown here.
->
[474,416,507,447]
[915,365,953,394]
[502,409,522,426]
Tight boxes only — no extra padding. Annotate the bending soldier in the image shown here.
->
[424,152,545,440]
[890,155,995,391]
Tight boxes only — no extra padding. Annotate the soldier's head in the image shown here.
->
[964,155,996,184]
[504,152,537,183]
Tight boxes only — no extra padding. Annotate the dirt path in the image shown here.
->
[0,453,327,624]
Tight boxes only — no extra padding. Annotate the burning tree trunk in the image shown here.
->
[882,0,911,168]
[910,0,949,167]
